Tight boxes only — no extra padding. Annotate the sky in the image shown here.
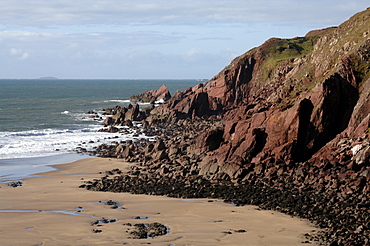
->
[0,1,368,79]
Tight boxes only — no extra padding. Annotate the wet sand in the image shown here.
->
[0,158,319,245]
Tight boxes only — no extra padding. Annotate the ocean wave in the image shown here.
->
[104,99,153,106]
[155,98,165,104]
[0,127,101,159]
[0,125,154,160]
[105,99,131,103]
[4,129,80,137]
[70,112,103,122]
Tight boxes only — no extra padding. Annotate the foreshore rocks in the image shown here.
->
[82,8,370,246]
[85,114,370,245]
[100,104,148,127]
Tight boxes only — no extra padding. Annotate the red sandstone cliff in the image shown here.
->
[89,8,370,245]
[152,8,370,183]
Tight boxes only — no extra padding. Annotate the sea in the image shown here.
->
[0,79,200,182]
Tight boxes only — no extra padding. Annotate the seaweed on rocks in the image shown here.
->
[129,222,168,239]
[81,112,370,245]
[83,167,370,245]
[8,181,23,187]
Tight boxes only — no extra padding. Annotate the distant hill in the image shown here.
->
[38,76,59,80]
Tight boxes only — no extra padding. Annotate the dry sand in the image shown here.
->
[0,158,319,246]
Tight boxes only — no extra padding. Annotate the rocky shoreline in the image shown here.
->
[80,8,370,246]
[80,111,368,246]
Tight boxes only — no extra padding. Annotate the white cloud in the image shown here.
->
[0,0,368,26]
[184,48,204,57]
[0,30,64,45]
[10,48,21,55]
[67,43,78,49]
[20,52,29,60]
[9,48,29,60]
[0,1,368,78]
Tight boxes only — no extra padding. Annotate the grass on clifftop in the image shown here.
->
[259,37,315,81]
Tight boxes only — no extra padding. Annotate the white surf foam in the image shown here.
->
[0,125,152,160]
[105,99,131,104]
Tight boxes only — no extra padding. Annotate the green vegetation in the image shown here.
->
[311,8,370,82]
[259,37,315,81]
[349,49,370,84]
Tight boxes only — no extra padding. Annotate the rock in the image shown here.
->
[129,222,168,239]
[353,145,370,165]
[145,143,154,154]
[129,84,171,103]
[98,126,119,133]
[152,150,168,161]
[195,128,224,152]
[101,116,113,127]
[154,139,166,151]
[168,146,179,156]
[8,181,23,187]
[123,147,134,159]
[108,126,119,133]
[111,112,125,125]
[125,104,143,121]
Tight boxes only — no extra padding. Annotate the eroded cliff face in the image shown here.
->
[152,8,370,182]
[87,8,370,245]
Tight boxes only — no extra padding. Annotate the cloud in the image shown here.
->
[184,48,203,57]
[0,1,368,79]
[0,28,184,53]
[9,48,30,60]
[0,0,368,26]
[20,52,30,60]
[10,48,21,55]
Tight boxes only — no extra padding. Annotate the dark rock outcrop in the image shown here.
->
[101,103,148,127]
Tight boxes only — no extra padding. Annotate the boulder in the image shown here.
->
[353,145,370,165]
[154,139,166,151]
[125,104,143,121]
[101,116,113,127]
[152,150,168,162]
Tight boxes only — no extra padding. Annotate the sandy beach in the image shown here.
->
[0,158,319,246]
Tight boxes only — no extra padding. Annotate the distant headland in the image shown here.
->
[38,76,59,80]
